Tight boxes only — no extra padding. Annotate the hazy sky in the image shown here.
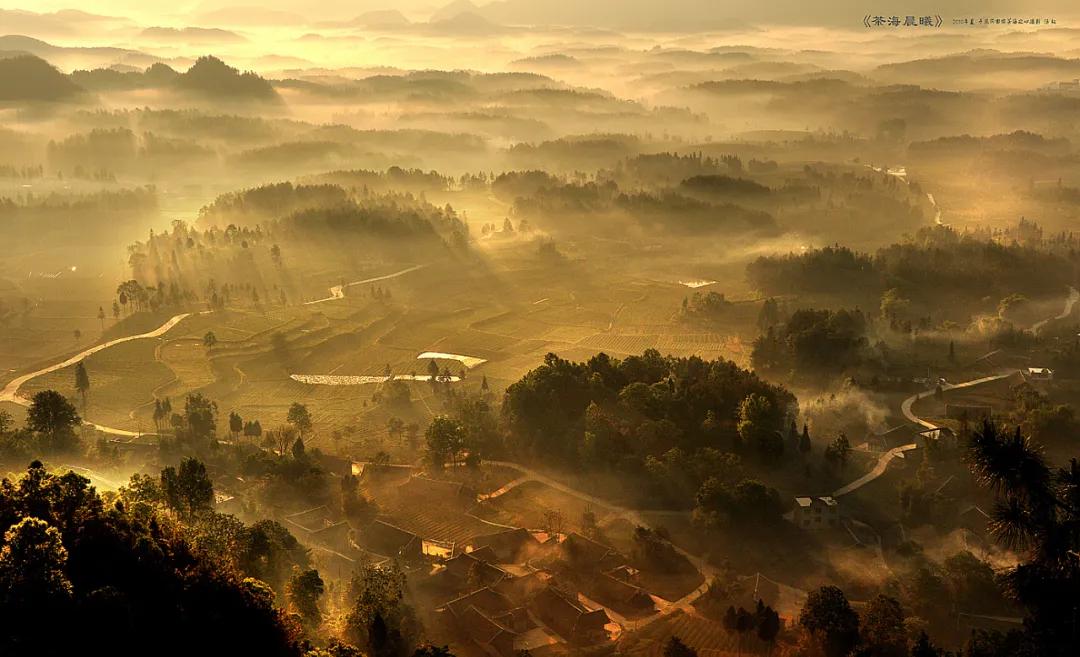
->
[0,0,443,21]
[4,0,1079,30]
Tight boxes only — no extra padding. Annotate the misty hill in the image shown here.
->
[426,11,506,36]
[509,54,581,70]
[430,0,482,22]
[876,50,1080,80]
[0,34,154,69]
[196,181,465,245]
[0,54,83,101]
[69,56,276,101]
[140,26,248,44]
[0,34,67,56]
[346,10,411,29]
[909,130,1073,157]
[175,55,280,102]
[277,69,559,103]
[70,61,181,92]
[0,9,127,38]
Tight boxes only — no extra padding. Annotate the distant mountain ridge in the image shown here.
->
[0,47,279,104]
[0,34,158,70]
[140,26,248,44]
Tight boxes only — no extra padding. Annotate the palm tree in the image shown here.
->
[965,418,1080,653]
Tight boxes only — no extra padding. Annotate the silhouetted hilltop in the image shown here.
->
[70,60,179,92]
[430,0,482,22]
[347,9,411,29]
[174,55,279,101]
[0,34,61,56]
[145,61,179,83]
[0,54,82,101]
[426,11,505,36]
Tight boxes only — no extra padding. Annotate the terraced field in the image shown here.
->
[577,333,661,354]
[2,239,770,461]
[21,339,173,433]
[481,480,616,532]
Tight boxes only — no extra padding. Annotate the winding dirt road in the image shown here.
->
[831,373,1015,497]
[481,459,718,625]
[0,265,430,436]
[834,284,1079,497]
[304,264,425,305]
[0,312,197,436]
[1030,285,1080,335]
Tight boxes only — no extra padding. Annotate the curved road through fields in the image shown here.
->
[1031,285,1079,335]
[481,459,717,628]
[0,264,428,436]
[832,372,1016,497]
[834,284,1078,497]
[304,264,425,305]
[0,312,197,436]
[1,263,1069,620]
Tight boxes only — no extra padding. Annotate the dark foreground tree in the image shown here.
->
[965,419,1080,655]
[662,636,698,657]
[288,567,325,629]
[345,562,420,657]
[860,594,907,657]
[799,585,859,657]
[0,461,302,657]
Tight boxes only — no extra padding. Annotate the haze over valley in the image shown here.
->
[0,3,1079,657]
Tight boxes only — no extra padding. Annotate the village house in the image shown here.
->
[213,490,244,516]
[560,532,624,571]
[398,475,478,505]
[312,451,352,477]
[360,518,423,561]
[283,505,351,550]
[1025,367,1054,382]
[494,569,552,603]
[919,426,958,450]
[605,564,640,584]
[456,606,519,657]
[353,461,415,480]
[592,571,655,613]
[862,424,922,452]
[438,586,556,657]
[445,586,517,619]
[437,549,516,589]
[441,588,521,657]
[792,496,839,530]
[530,585,610,644]
[468,527,541,562]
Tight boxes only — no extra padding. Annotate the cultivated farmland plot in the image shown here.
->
[22,340,173,432]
